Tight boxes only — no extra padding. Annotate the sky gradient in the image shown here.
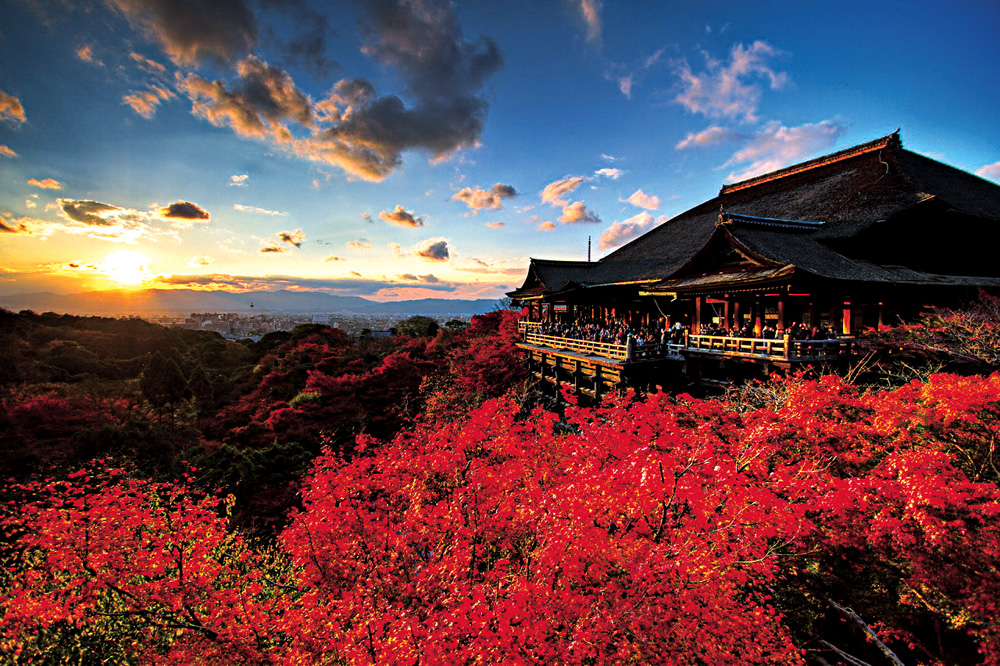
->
[2,0,999,302]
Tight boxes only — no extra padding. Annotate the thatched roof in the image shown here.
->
[509,131,1000,299]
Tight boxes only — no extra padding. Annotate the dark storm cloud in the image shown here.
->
[158,200,210,220]
[105,0,257,66]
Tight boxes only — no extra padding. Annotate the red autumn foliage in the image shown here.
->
[4,371,1000,664]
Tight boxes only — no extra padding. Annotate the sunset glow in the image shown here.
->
[98,250,151,288]
[1,1,998,308]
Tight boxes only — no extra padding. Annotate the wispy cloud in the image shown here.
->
[723,119,847,182]
[674,41,789,122]
[0,91,26,124]
[452,183,516,213]
[234,203,287,216]
[676,125,742,150]
[27,178,63,190]
[0,145,16,158]
[229,174,248,187]
[541,176,586,206]
[187,255,216,267]
[259,228,305,253]
[379,205,424,228]
[599,211,665,250]
[76,44,103,66]
[594,167,623,179]
[577,0,603,43]
[347,238,372,250]
[150,272,458,296]
[976,162,1000,182]
[485,221,505,229]
[123,85,175,119]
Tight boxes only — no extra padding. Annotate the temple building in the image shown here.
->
[508,131,1000,395]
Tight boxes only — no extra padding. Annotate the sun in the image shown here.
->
[100,250,152,288]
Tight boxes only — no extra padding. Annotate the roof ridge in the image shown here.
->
[719,212,824,230]
[719,130,902,195]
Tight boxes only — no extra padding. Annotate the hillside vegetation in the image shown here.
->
[1,303,999,664]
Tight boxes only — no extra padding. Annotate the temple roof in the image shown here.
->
[509,131,1000,299]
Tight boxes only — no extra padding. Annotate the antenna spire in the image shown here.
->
[587,236,591,262]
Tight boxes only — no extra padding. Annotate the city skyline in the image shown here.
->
[2,0,999,302]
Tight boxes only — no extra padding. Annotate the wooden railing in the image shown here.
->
[521,327,851,363]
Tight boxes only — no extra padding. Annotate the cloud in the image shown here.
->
[379,204,424,228]
[347,239,372,250]
[618,75,633,99]
[559,201,601,224]
[76,45,102,65]
[598,211,665,250]
[158,200,210,220]
[52,199,158,243]
[485,221,504,229]
[577,0,603,42]
[25,199,36,209]
[399,273,443,285]
[105,0,257,66]
[122,85,174,119]
[625,189,660,210]
[150,272,458,296]
[676,125,742,150]
[180,55,313,141]
[325,255,345,262]
[452,183,516,212]
[129,51,167,74]
[258,243,286,254]
[416,238,450,262]
[674,41,789,122]
[361,212,374,224]
[541,176,586,206]
[723,119,847,182]
[976,162,1000,182]
[28,178,63,190]
[0,91,26,124]
[233,203,287,216]
[594,167,623,179]
[187,255,216,267]
[0,145,16,158]
[0,212,34,234]
[60,199,122,225]
[229,174,248,186]
[538,221,555,232]
[277,229,305,247]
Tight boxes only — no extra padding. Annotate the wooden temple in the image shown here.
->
[508,131,1000,395]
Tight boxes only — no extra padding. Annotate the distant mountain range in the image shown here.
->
[0,289,501,317]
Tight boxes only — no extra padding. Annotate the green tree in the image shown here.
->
[396,316,439,337]
[139,352,189,425]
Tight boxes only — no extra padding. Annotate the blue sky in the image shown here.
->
[1,0,999,301]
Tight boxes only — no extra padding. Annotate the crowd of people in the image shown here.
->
[532,318,837,347]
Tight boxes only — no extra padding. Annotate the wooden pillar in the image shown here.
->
[754,296,764,337]
[777,296,786,330]
[694,297,703,334]
[842,301,853,336]
[566,304,574,323]
[723,300,731,330]
[546,303,554,322]
[733,301,742,329]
